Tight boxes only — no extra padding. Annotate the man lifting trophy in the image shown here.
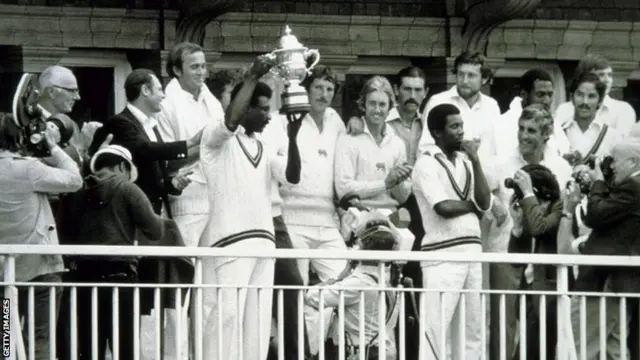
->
[265,25,320,122]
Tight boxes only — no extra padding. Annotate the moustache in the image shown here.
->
[404,99,419,106]
[577,105,591,110]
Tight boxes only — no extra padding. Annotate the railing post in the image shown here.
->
[4,256,24,360]
[556,265,577,360]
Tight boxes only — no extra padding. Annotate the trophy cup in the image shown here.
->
[265,25,320,122]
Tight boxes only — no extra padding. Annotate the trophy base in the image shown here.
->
[279,81,311,116]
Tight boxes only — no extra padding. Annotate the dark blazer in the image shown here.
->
[89,107,188,215]
[508,196,564,289]
[576,176,640,292]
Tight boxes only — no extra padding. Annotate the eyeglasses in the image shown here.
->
[53,85,80,95]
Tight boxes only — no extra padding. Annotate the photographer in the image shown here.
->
[567,139,640,360]
[506,164,565,360]
[0,112,83,359]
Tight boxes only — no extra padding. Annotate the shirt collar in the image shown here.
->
[385,107,420,124]
[362,117,392,146]
[446,86,485,108]
[165,78,207,102]
[127,103,157,128]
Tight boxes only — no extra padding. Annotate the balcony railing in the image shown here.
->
[1,245,639,360]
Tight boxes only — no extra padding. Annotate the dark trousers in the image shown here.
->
[18,273,62,360]
[272,215,310,360]
[512,287,558,360]
[75,263,137,360]
[396,194,424,359]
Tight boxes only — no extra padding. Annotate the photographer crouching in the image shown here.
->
[561,140,640,360]
[0,112,83,358]
[505,164,566,360]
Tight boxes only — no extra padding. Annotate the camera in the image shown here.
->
[12,73,50,157]
[573,155,614,193]
[504,177,525,200]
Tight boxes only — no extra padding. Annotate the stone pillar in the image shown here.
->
[609,60,638,100]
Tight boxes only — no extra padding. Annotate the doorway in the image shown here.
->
[67,66,115,125]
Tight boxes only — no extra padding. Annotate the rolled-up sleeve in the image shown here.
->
[29,146,83,194]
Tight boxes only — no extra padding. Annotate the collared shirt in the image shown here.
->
[385,107,422,166]
[557,113,622,159]
[127,103,158,142]
[412,145,491,252]
[334,120,411,212]
[0,147,83,281]
[554,95,637,137]
[418,86,501,163]
[485,149,572,253]
[487,97,571,158]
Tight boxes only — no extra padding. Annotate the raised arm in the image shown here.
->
[30,131,83,194]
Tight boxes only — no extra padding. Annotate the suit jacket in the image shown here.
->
[576,176,640,292]
[89,108,188,215]
[508,197,564,288]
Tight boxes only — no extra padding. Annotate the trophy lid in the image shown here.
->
[276,25,304,50]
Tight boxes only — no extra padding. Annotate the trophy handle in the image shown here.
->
[264,52,280,76]
[305,49,320,73]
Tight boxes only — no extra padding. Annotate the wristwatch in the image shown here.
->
[561,211,574,220]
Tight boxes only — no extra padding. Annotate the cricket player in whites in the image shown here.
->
[199,55,302,360]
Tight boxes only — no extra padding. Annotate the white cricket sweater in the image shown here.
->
[200,121,290,247]
[155,78,225,216]
[279,108,346,227]
[259,111,289,217]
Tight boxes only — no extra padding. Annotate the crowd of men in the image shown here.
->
[0,40,639,360]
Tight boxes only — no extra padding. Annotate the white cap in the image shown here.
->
[90,145,138,182]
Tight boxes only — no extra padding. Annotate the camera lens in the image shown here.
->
[504,178,516,189]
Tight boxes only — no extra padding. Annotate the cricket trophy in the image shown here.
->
[265,25,320,123]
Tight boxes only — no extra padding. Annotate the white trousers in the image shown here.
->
[202,239,275,360]
[287,224,347,284]
[140,213,208,360]
[420,260,483,360]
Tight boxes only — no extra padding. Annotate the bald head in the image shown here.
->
[39,66,76,90]
[38,66,80,115]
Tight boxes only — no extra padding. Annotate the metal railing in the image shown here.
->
[1,245,639,360]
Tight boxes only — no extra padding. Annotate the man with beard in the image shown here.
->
[412,103,492,360]
[555,54,636,137]
[417,51,500,165]
[486,104,572,359]
[199,57,301,360]
[487,69,570,157]
[557,72,622,165]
